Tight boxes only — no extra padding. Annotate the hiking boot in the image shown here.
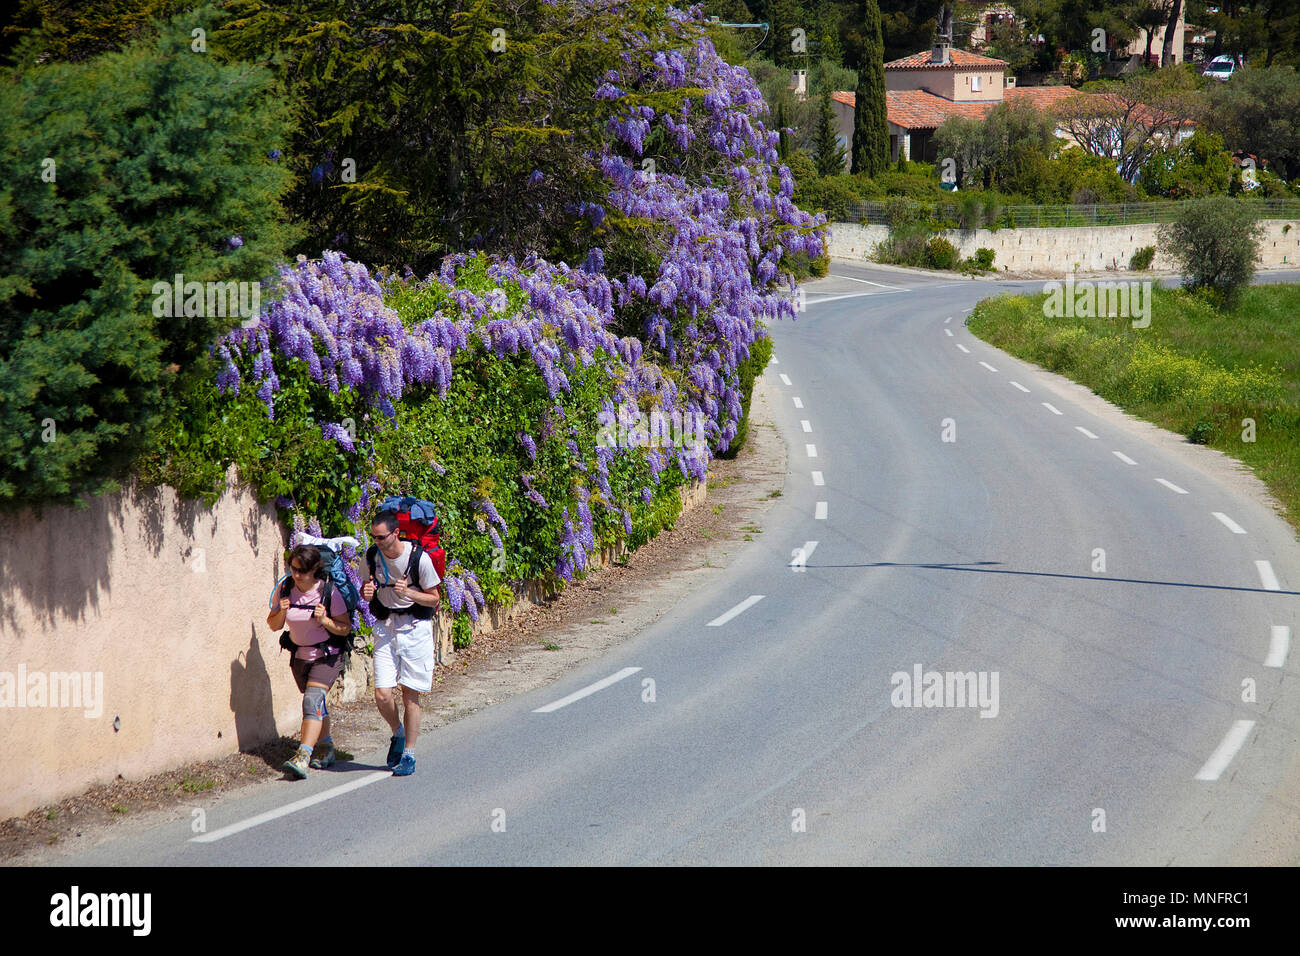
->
[386,732,405,769]
[392,753,416,777]
[309,744,336,769]
[283,749,310,779]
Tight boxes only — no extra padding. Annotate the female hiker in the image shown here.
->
[266,544,352,778]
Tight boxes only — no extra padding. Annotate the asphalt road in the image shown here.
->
[52,264,1300,866]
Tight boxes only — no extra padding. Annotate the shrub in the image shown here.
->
[1129,246,1156,270]
[719,333,773,459]
[1157,197,1264,306]
[0,9,296,507]
[875,221,934,267]
[926,236,959,270]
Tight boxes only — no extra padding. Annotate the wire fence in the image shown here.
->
[843,198,1300,229]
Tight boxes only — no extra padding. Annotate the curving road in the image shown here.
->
[51,263,1300,866]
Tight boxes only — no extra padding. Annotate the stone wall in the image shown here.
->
[0,472,705,820]
[0,469,299,820]
[827,219,1300,275]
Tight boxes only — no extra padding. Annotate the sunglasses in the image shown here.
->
[290,565,313,574]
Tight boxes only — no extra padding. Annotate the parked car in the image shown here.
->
[1202,55,1241,81]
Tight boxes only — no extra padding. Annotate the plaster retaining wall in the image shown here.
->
[827,220,1300,274]
[0,472,704,820]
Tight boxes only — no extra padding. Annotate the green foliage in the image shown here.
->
[1158,196,1265,306]
[1203,65,1300,182]
[934,101,1056,192]
[814,88,847,176]
[1129,245,1156,270]
[851,0,889,177]
[214,0,676,272]
[926,236,958,270]
[0,8,296,508]
[718,332,773,459]
[875,220,934,267]
[964,247,996,272]
[1140,130,1233,199]
[1,0,188,63]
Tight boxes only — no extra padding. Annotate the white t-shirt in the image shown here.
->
[371,541,440,610]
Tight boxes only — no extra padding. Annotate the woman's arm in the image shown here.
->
[267,595,290,630]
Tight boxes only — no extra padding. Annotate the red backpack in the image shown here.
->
[366,497,446,613]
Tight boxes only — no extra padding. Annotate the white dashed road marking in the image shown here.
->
[707,595,765,627]
[1113,452,1137,465]
[979,361,998,372]
[792,397,803,408]
[1042,403,1062,415]
[1075,427,1098,439]
[1009,381,1030,393]
[945,328,953,337]
[1212,512,1247,534]
[779,374,791,386]
[800,420,812,432]
[956,344,970,353]
[811,471,824,486]
[1255,560,1280,591]
[534,667,643,713]
[805,444,818,458]
[1194,720,1255,781]
[1265,626,1291,668]
[1155,479,1188,494]
[191,772,391,843]
[815,501,827,520]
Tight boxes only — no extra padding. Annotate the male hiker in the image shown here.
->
[362,509,441,776]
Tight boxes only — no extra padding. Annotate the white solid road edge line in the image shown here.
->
[1255,560,1280,591]
[1155,478,1189,494]
[1194,719,1255,781]
[707,595,765,627]
[1212,512,1247,534]
[533,666,643,714]
[191,771,391,844]
[1265,626,1291,668]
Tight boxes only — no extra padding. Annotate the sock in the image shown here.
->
[402,747,414,758]
[298,743,312,756]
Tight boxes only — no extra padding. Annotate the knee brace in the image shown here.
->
[302,686,328,721]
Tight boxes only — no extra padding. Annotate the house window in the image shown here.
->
[972,74,982,92]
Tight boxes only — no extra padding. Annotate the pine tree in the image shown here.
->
[814,88,847,175]
[851,0,889,177]
[0,10,295,506]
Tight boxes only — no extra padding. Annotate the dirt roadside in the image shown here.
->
[1,375,788,864]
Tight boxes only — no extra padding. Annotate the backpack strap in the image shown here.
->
[406,542,426,587]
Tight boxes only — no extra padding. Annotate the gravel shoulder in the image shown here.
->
[1,376,787,864]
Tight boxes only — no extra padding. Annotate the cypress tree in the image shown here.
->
[814,88,847,175]
[851,0,889,176]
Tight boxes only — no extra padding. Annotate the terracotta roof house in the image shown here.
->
[826,38,1191,172]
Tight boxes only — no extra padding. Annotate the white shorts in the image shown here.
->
[372,614,435,692]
